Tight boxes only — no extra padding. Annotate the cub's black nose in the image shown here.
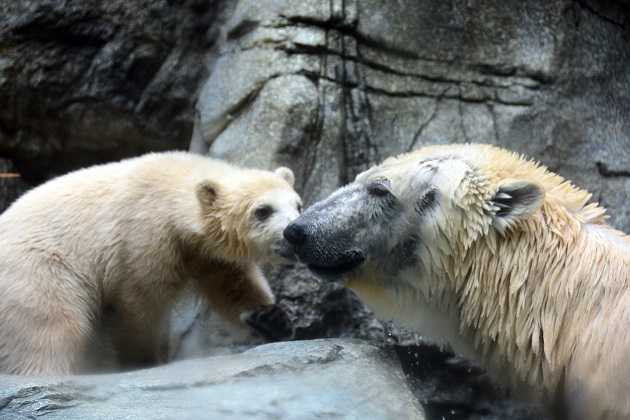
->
[283,221,306,247]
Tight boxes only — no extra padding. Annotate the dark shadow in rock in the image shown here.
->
[394,339,549,420]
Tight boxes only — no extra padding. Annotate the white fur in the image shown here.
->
[347,144,630,418]
[0,152,301,375]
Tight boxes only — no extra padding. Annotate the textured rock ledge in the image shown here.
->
[0,339,425,419]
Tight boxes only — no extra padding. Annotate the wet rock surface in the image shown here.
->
[396,340,549,420]
[0,336,547,420]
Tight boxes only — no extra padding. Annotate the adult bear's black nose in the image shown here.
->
[283,221,306,247]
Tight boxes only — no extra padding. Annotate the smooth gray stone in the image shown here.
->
[0,339,425,419]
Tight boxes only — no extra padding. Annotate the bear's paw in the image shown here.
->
[240,304,295,342]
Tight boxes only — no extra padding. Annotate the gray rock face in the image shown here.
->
[193,0,630,233]
[0,339,425,419]
[0,0,228,183]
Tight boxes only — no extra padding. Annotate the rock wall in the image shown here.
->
[2,0,628,223]
[0,0,231,184]
[193,0,630,233]
[0,158,29,209]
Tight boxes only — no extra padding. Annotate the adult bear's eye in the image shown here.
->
[254,205,273,221]
[415,188,436,216]
[368,179,391,197]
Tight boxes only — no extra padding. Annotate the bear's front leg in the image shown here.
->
[195,260,294,342]
[105,304,171,370]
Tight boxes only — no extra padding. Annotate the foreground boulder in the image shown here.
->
[0,339,425,419]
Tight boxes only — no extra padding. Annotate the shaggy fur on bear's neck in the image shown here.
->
[394,145,630,414]
[459,158,625,369]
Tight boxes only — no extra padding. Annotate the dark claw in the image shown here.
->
[240,304,295,342]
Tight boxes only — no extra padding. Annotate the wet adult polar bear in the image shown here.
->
[284,143,630,419]
[0,152,302,375]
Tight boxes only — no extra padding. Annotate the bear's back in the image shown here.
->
[0,152,240,271]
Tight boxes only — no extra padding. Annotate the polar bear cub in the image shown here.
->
[0,151,302,375]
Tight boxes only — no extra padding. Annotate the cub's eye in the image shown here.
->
[297,203,303,213]
[254,205,273,221]
[368,180,391,197]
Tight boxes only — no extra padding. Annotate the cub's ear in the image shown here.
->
[196,180,219,207]
[275,167,295,187]
[491,180,544,229]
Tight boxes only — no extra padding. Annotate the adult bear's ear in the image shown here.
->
[491,180,545,230]
[275,167,295,187]
[196,180,219,207]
